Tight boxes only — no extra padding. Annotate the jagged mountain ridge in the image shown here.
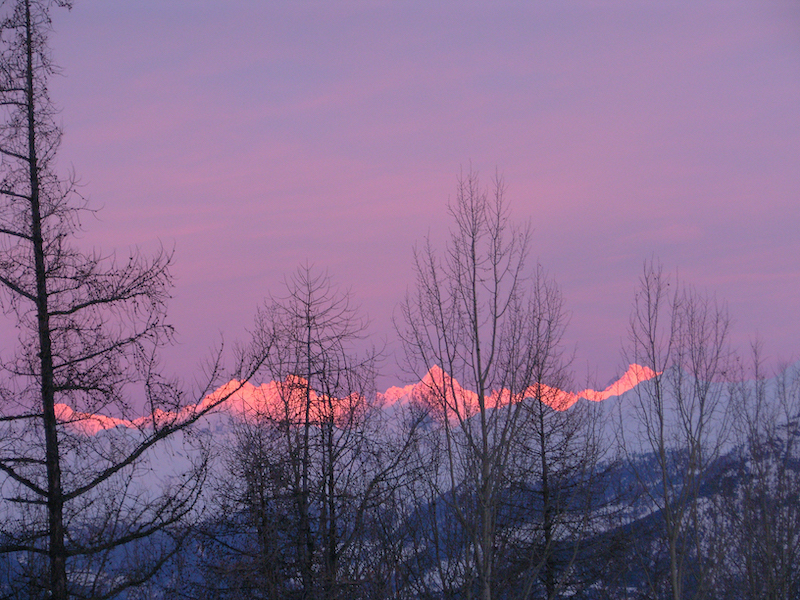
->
[54,364,658,436]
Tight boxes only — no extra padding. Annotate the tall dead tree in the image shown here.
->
[0,2,262,598]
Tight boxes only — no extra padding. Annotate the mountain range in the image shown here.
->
[54,363,659,437]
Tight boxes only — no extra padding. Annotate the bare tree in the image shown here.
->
[196,265,422,600]
[504,266,576,600]
[620,259,733,600]
[398,169,590,600]
[717,347,800,600]
[190,412,295,600]
[505,389,609,597]
[0,2,262,598]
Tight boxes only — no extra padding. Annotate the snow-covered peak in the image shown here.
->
[577,364,659,403]
[53,365,659,436]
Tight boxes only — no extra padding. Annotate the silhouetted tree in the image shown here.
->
[718,349,800,600]
[398,169,599,600]
[0,2,262,598]
[619,259,733,600]
[197,266,422,600]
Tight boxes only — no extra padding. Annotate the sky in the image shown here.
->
[35,1,800,391]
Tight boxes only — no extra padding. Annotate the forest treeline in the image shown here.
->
[1,1,798,599]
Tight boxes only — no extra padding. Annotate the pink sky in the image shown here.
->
[31,1,800,390]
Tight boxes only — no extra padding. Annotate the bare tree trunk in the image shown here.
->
[538,410,555,600]
[22,0,67,594]
[300,324,314,598]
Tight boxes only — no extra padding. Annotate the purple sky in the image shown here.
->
[38,1,800,390]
